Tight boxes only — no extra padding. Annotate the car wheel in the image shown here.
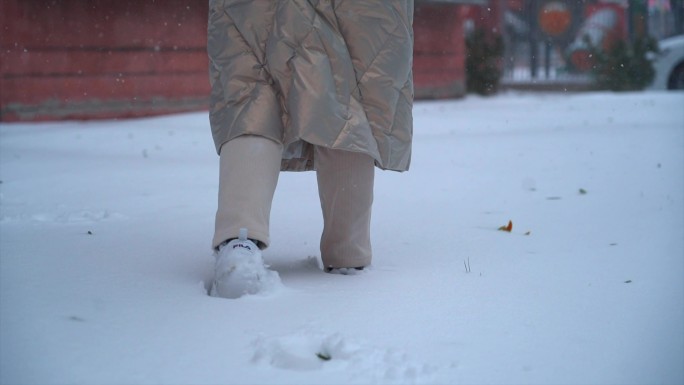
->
[667,62,684,90]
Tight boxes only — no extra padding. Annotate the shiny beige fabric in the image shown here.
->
[208,0,414,172]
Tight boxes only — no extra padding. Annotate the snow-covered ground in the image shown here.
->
[1,91,683,384]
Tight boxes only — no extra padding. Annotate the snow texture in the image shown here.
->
[1,91,683,384]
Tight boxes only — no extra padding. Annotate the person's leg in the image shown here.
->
[213,135,282,249]
[315,147,375,269]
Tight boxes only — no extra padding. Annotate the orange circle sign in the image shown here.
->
[539,1,572,37]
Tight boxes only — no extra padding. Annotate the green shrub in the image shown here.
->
[587,35,658,91]
[466,29,504,95]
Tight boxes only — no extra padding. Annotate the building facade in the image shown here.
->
[1,0,489,122]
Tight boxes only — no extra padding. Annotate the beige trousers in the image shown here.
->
[213,135,374,269]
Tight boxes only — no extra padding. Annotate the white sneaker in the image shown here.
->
[210,228,281,299]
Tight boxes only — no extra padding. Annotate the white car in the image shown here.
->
[649,34,684,90]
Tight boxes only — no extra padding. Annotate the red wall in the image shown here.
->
[1,0,209,121]
[413,3,467,99]
[1,0,469,122]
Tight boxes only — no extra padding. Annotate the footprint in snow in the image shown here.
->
[251,330,435,384]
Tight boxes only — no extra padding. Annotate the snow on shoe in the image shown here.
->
[210,228,281,299]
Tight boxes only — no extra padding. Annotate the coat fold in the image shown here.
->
[208,0,414,171]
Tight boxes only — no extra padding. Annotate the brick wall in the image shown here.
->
[1,0,209,121]
[413,3,467,99]
[1,0,470,122]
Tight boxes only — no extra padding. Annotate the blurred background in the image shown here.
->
[1,0,683,122]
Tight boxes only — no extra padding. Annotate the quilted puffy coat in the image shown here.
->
[208,0,414,171]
